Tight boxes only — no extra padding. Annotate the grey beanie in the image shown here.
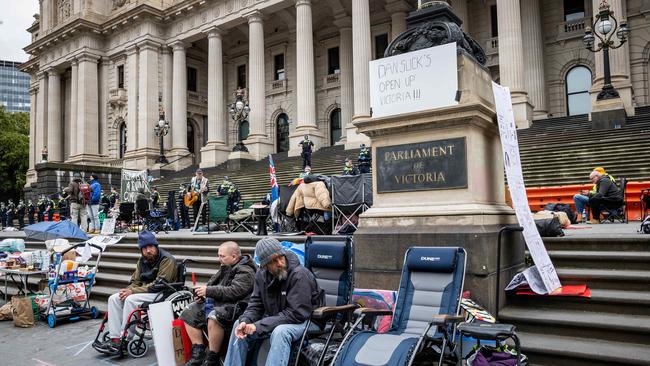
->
[255,237,285,267]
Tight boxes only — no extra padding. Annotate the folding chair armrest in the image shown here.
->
[312,304,358,319]
[353,307,393,318]
[430,314,465,326]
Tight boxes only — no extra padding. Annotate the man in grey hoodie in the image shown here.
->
[223,237,323,366]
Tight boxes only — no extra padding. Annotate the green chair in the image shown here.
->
[208,195,230,232]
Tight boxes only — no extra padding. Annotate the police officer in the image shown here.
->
[27,199,36,225]
[37,195,47,222]
[16,200,26,229]
[45,196,56,222]
[299,135,314,169]
[6,200,16,228]
[57,194,69,220]
[342,157,360,176]
[218,176,240,214]
[358,143,371,174]
[151,186,161,208]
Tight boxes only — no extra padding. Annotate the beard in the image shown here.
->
[270,264,288,281]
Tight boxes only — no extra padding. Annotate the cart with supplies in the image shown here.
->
[40,242,104,328]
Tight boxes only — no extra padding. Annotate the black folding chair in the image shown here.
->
[600,178,627,223]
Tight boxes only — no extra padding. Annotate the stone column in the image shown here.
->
[201,28,230,167]
[385,0,410,40]
[521,0,547,119]
[590,0,634,116]
[68,59,78,159]
[171,41,189,155]
[74,54,101,161]
[47,69,62,162]
[98,58,109,156]
[450,0,468,30]
[335,17,354,144]
[136,41,160,166]
[125,45,139,154]
[347,0,372,148]
[288,0,323,155]
[36,72,47,163]
[161,47,173,151]
[28,85,37,173]
[247,12,266,138]
[497,0,533,128]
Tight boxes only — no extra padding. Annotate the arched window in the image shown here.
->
[566,66,592,116]
[238,120,250,141]
[330,108,341,145]
[118,121,127,159]
[187,121,195,154]
[276,113,290,152]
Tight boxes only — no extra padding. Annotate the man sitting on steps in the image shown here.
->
[180,241,257,366]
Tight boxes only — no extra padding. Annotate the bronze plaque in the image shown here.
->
[376,137,467,193]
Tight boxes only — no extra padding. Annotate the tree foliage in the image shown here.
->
[0,106,29,202]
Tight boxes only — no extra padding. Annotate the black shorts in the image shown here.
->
[179,301,241,329]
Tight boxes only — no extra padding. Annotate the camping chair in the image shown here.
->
[116,202,135,231]
[295,236,356,366]
[331,174,372,234]
[600,177,627,223]
[330,246,467,366]
[208,195,230,232]
[298,209,331,235]
[277,185,299,232]
[135,198,150,230]
[229,208,255,234]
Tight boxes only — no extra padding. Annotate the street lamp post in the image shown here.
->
[583,0,630,100]
[154,111,170,164]
[228,88,251,152]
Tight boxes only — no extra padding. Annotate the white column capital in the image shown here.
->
[45,67,60,77]
[125,44,139,56]
[171,40,188,52]
[205,26,223,38]
[29,85,38,95]
[136,39,162,52]
[161,45,172,55]
[384,0,411,14]
[77,53,101,63]
[333,15,352,29]
[245,10,264,24]
[68,57,78,66]
[295,0,311,7]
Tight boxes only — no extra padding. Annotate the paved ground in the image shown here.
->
[0,303,158,366]
[563,222,643,237]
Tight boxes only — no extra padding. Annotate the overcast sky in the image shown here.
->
[0,1,39,62]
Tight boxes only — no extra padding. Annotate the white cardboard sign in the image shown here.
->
[369,42,458,118]
[492,81,562,294]
[149,301,176,366]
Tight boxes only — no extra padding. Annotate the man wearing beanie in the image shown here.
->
[224,237,324,366]
[96,230,178,355]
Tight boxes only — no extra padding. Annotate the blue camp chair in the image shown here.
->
[247,236,356,366]
[330,247,467,366]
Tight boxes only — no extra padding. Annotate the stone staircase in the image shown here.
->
[500,236,650,366]
[518,106,650,187]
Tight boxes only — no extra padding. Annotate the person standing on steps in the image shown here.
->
[87,173,102,234]
[358,143,371,174]
[299,135,314,169]
[190,169,209,227]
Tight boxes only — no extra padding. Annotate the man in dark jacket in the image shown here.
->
[588,170,624,224]
[96,231,178,355]
[224,237,323,366]
[181,242,257,366]
[342,157,360,176]
[299,135,314,169]
[63,174,88,231]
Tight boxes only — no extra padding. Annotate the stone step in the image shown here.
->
[507,288,650,316]
[499,307,650,345]
[516,331,650,366]
[556,268,650,291]
[548,250,650,270]
[543,237,650,252]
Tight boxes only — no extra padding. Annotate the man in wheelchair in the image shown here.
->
[224,237,324,366]
[96,230,178,354]
[180,241,257,366]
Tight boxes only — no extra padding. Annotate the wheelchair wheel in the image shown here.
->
[127,338,148,358]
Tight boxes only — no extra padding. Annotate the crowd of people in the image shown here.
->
[95,232,320,366]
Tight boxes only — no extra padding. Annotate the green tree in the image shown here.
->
[0,106,29,202]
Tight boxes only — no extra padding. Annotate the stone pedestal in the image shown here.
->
[243,136,275,161]
[353,53,523,313]
[200,143,231,168]
[590,97,627,130]
[288,130,324,158]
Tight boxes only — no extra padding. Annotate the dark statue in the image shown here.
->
[385,1,486,66]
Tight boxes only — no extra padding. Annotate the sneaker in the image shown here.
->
[586,219,600,225]
[93,338,122,355]
[183,344,207,366]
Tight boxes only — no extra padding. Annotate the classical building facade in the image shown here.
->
[21,0,650,186]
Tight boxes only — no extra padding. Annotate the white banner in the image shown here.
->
[121,169,150,203]
[369,42,458,118]
[492,81,562,294]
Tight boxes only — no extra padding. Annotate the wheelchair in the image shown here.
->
[92,259,193,358]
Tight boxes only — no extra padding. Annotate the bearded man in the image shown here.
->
[223,237,323,366]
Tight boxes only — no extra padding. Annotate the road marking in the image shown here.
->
[73,341,93,356]
[66,341,90,349]
[31,359,56,366]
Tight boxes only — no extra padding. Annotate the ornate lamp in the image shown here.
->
[229,88,250,152]
[154,110,170,163]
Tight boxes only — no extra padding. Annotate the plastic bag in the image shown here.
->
[0,238,25,253]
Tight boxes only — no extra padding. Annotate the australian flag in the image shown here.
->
[268,154,279,202]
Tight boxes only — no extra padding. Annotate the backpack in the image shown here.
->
[544,203,577,224]
[78,183,91,204]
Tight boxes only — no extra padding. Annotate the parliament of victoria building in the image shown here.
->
[20,0,650,186]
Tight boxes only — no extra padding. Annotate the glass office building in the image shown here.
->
[0,60,31,113]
